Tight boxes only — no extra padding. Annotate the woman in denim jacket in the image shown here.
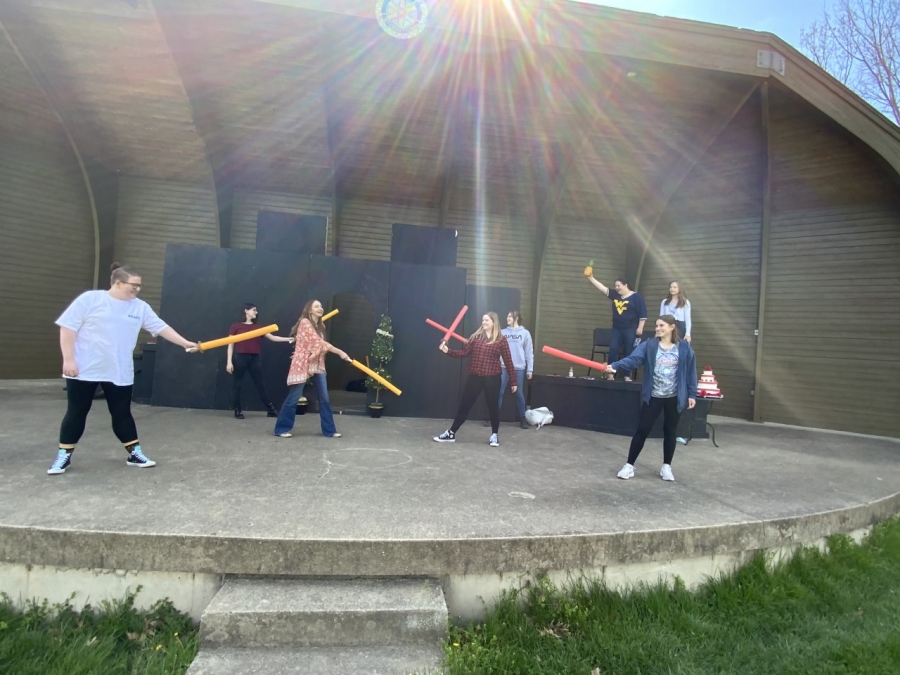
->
[608,315,697,482]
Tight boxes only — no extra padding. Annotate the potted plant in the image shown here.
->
[365,314,394,418]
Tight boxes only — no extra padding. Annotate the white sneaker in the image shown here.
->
[433,430,455,443]
[617,463,634,480]
[660,464,675,481]
[489,433,499,447]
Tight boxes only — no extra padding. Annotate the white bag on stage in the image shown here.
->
[525,407,554,429]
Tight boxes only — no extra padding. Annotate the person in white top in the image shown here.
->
[47,263,198,476]
[659,281,692,343]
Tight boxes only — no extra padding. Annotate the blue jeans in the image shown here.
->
[609,327,639,378]
[499,369,527,417]
[273,374,337,437]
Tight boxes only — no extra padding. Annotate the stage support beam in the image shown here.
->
[437,107,462,229]
[633,80,761,290]
[530,141,570,342]
[149,0,226,248]
[323,88,344,257]
[753,82,773,423]
[530,68,625,342]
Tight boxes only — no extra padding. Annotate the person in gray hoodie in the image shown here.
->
[497,310,534,429]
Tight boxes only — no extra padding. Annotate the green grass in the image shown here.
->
[443,516,900,675]
[0,587,198,675]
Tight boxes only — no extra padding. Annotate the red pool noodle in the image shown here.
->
[541,345,607,372]
[443,305,468,343]
[425,318,467,344]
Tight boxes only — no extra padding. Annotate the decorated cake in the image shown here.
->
[697,365,723,398]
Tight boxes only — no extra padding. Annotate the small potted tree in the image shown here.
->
[366,314,394,418]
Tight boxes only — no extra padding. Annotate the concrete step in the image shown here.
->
[186,645,444,675]
[199,578,448,648]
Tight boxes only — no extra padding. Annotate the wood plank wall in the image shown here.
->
[0,135,95,378]
[759,87,900,437]
[450,211,535,324]
[339,200,439,261]
[114,177,218,340]
[231,189,332,253]
[0,40,94,378]
[640,98,765,420]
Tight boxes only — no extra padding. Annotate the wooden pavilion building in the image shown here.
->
[1,0,898,436]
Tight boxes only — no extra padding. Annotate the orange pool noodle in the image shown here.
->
[425,318,467,344]
[541,345,607,372]
[443,305,468,343]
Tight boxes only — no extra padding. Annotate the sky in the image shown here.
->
[580,0,827,49]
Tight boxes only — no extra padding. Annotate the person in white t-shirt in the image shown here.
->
[47,263,198,476]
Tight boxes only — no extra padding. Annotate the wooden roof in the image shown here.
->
[1,0,897,216]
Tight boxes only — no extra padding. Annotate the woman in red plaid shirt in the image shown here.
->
[433,312,517,447]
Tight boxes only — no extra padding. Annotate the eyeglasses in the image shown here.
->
[121,282,142,290]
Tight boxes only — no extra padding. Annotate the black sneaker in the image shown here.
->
[433,430,456,443]
[126,446,157,468]
[47,450,72,475]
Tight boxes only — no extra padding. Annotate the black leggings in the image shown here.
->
[627,396,682,465]
[60,380,138,448]
[451,374,501,434]
[232,353,272,409]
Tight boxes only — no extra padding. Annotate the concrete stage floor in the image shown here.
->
[1,380,899,579]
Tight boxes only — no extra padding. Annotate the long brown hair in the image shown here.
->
[658,315,681,344]
[664,281,687,309]
[469,312,501,343]
[290,299,324,338]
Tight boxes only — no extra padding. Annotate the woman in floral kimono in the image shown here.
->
[272,299,350,438]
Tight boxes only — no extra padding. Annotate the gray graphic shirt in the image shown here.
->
[652,344,679,398]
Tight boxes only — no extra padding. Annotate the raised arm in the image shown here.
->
[587,275,610,296]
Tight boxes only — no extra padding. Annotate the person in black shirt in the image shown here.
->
[587,274,647,381]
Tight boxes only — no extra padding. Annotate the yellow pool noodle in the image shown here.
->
[350,359,401,397]
[198,324,278,352]
[322,309,339,321]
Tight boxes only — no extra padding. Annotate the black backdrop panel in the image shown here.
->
[214,250,312,411]
[388,263,467,419]
[390,223,458,266]
[308,256,391,395]
[307,256,390,327]
[153,244,228,409]
[256,211,326,255]
[463,285,523,423]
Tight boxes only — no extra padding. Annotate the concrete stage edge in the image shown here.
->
[1,381,898,620]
